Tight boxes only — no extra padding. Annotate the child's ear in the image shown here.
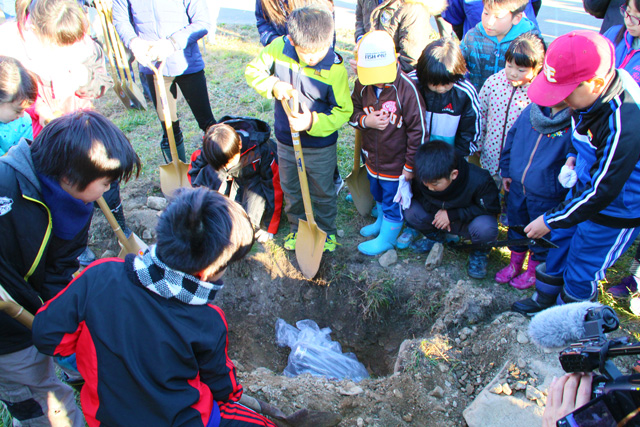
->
[450,169,459,180]
[511,12,523,25]
[590,76,607,93]
[287,35,294,45]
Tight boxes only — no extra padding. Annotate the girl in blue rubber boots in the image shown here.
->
[349,31,427,255]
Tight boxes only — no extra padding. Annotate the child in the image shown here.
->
[349,30,427,255]
[604,0,640,83]
[513,30,640,314]
[496,100,572,289]
[245,5,353,252]
[189,118,283,242]
[477,32,545,182]
[460,0,540,92]
[32,188,277,427]
[0,56,36,156]
[0,111,139,426]
[405,140,500,278]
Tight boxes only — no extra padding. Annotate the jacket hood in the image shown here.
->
[404,0,448,15]
[1,138,41,194]
[529,104,572,135]
[479,16,538,43]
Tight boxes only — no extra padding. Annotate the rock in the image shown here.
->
[339,385,364,396]
[514,381,527,391]
[465,384,475,395]
[438,363,448,373]
[379,249,398,267]
[248,384,262,393]
[393,389,403,399]
[526,385,545,403]
[517,358,527,369]
[147,196,167,211]
[430,281,494,333]
[142,229,153,240]
[429,386,445,399]
[402,413,413,422]
[425,242,444,270]
[490,384,503,394]
[434,405,446,412]
[502,383,512,395]
[337,229,345,238]
[357,417,364,427]
[452,401,458,408]
[631,296,640,316]
[459,327,474,341]
[516,331,530,344]
[101,249,116,258]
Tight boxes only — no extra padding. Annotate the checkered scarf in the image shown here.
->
[132,245,223,305]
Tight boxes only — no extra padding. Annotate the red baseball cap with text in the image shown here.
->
[527,30,615,107]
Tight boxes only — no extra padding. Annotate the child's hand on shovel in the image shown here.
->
[287,102,313,132]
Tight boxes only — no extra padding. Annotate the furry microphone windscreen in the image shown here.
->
[528,302,603,348]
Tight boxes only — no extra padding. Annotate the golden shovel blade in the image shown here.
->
[295,219,327,279]
[345,164,374,217]
[117,232,149,259]
[159,160,191,198]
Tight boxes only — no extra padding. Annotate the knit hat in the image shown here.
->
[528,30,615,106]
[356,31,397,85]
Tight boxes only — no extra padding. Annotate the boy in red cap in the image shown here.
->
[512,30,640,314]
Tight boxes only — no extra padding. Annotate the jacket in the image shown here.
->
[409,75,482,156]
[604,26,640,84]
[499,103,572,200]
[245,36,353,148]
[112,0,209,76]
[478,69,532,175]
[255,0,288,46]
[32,250,242,427]
[544,70,640,229]
[442,0,539,38]
[460,17,539,91]
[584,0,624,33]
[188,117,283,234]
[0,140,88,355]
[349,67,427,179]
[413,157,501,223]
[355,0,447,72]
[0,114,32,156]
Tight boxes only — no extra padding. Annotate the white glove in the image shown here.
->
[558,164,577,188]
[148,38,177,62]
[393,175,413,210]
[129,37,152,67]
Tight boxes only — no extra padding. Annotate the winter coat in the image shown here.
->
[584,0,624,33]
[0,140,89,355]
[349,67,427,179]
[407,73,482,156]
[442,0,539,38]
[32,248,242,426]
[0,114,32,156]
[112,0,209,76]
[499,103,572,201]
[355,0,447,72]
[188,117,283,234]
[544,70,640,229]
[245,36,353,148]
[413,157,501,223]
[604,26,640,84]
[478,69,532,176]
[460,17,539,92]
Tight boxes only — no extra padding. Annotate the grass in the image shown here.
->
[359,275,396,318]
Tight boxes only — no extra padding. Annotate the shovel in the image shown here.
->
[96,197,148,258]
[451,225,558,251]
[239,394,341,427]
[344,129,373,216]
[281,95,326,279]
[150,62,191,197]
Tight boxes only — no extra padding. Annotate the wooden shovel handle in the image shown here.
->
[353,129,363,173]
[148,62,180,166]
[96,197,133,253]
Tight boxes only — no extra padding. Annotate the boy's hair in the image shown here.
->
[16,0,88,46]
[202,124,242,170]
[0,56,37,106]
[31,111,140,190]
[287,5,334,51]
[415,140,459,183]
[416,38,467,87]
[155,187,255,276]
[505,33,546,73]
[482,0,528,15]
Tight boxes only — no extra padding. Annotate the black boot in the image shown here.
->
[511,263,563,316]
[160,121,185,163]
[112,203,132,238]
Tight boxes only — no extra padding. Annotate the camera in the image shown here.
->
[556,306,640,427]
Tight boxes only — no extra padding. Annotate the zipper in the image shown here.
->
[498,86,517,166]
[520,133,543,195]
[22,195,52,282]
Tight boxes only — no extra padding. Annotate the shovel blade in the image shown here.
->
[295,219,326,279]
[345,164,373,217]
[159,160,191,197]
[117,233,149,259]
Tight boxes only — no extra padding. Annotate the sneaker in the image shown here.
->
[409,236,438,254]
[324,234,340,252]
[608,275,639,298]
[397,227,420,250]
[284,233,297,251]
[335,178,345,195]
[468,250,489,279]
[78,247,96,266]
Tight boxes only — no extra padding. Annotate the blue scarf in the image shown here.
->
[37,174,93,240]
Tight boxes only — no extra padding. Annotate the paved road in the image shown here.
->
[217,0,602,42]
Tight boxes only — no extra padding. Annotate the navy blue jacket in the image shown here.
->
[255,0,287,46]
[442,0,538,38]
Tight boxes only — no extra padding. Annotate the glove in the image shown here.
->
[393,175,413,210]
[148,38,178,62]
[558,164,577,188]
[129,37,152,67]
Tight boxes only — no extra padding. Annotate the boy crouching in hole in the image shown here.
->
[32,188,278,427]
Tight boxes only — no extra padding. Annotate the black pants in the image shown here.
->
[143,69,216,133]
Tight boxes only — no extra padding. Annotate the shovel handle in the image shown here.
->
[0,286,34,330]
[353,129,363,173]
[149,63,181,167]
[96,197,135,254]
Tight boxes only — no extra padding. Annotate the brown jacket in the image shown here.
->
[355,0,447,71]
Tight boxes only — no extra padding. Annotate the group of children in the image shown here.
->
[3,0,640,424]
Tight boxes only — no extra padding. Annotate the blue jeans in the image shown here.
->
[367,175,402,223]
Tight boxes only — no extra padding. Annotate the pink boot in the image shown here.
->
[510,258,541,290]
[495,251,526,283]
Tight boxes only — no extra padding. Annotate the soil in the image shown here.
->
[87,178,549,427]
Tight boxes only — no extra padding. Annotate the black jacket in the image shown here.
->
[0,140,89,355]
[413,158,501,223]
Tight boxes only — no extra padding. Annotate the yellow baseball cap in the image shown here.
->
[356,31,397,85]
